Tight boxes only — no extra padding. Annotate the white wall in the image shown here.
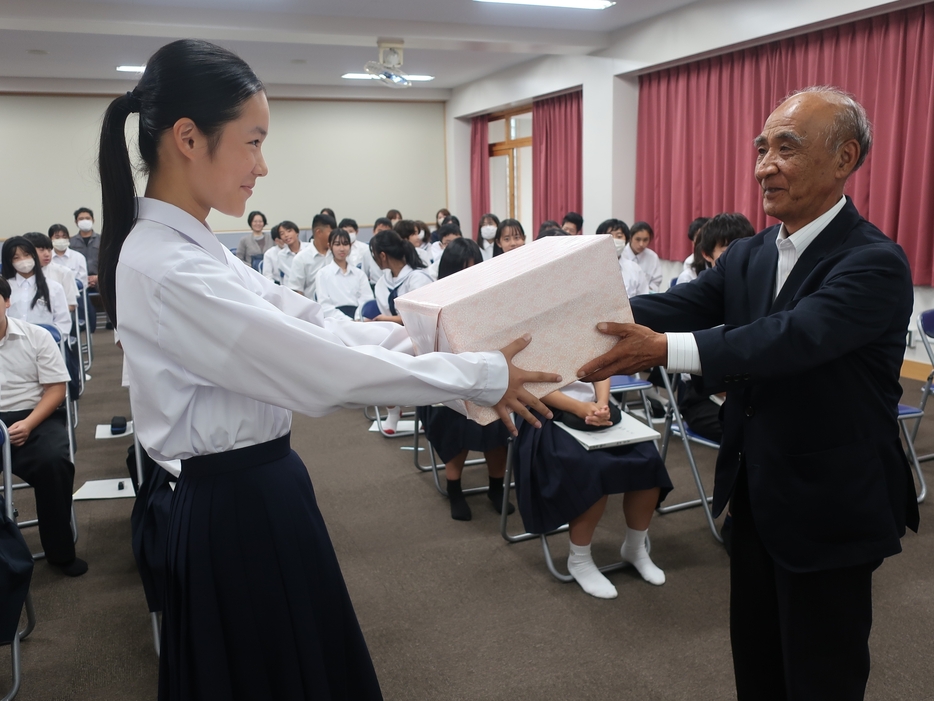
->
[0,94,448,238]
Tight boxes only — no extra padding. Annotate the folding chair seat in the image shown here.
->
[0,420,38,701]
[655,369,722,543]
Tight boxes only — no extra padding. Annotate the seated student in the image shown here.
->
[0,277,87,576]
[537,227,567,238]
[428,220,458,263]
[273,220,309,288]
[434,207,451,231]
[394,219,432,268]
[262,224,283,284]
[386,209,403,226]
[358,217,395,285]
[288,213,335,299]
[594,220,650,298]
[441,214,461,229]
[476,213,500,261]
[315,228,374,319]
[320,207,336,220]
[675,212,756,443]
[2,237,71,338]
[369,230,433,326]
[426,224,462,280]
[561,212,584,235]
[24,233,79,312]
[677,217,710,285]
[48,224,89,290]
[538,220,560,239]
[417,238,515,520]
[493,218,526,256]
[622,221,664,292]
[236,210,272,269]
[514,378,672,598]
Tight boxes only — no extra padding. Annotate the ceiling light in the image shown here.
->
[474,0,615,8]
[342,73,434,82]
[116,65,145,73]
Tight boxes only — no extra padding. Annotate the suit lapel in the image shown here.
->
[769,198,860,313]
[747,229,779,320]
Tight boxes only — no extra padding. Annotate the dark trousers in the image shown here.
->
[730,466,879,701]
[1,408,75,564]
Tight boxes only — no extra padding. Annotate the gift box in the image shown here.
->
[395,235,633,424]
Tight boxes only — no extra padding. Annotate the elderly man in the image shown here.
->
[580,87,919,700]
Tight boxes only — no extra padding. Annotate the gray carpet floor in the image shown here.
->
[4,337,933,700]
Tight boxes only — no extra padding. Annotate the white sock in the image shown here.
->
[384,406,401,433]
[620,528,665,586]
[567,542,618,599]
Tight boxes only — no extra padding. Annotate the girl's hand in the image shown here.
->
[494,335,562,436]
[584,403,613,427]
[373,314,404,325]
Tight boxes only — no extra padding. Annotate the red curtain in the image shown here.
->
[636,3,934,283]
[470,115,490,239]
[533,90,583,236]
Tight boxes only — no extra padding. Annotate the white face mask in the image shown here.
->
[349,231,357,244]
[417,231,425,242]
[13,258,35,275]
[613,238,627,257]
[437,218,445,227]
[77,219,93,232]
[52,238,70,252]
[480,225,497,241]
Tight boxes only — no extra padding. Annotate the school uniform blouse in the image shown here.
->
[261,244,281,283]
[373,265,434,316]
[43,263,79,306]
[619,257,650,299]
[314,261,374,316]
[51,248,89,288]
[7,274,71,338]
[275,242,310,288]
[622,244,663,292]
[0,317,71,413]
[117,198,508,463]
[415,244,432,268]
[287,245,331,298]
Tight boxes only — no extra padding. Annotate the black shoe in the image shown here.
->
[649,397,666,419]
[51,557,89,577]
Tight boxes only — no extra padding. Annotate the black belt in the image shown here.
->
[180,433,291,477]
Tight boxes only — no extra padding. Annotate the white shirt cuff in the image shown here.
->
[666,332,702,374]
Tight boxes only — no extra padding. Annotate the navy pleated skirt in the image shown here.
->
[417,405,510,464]
[158,434,382,701]
[514,416,674,535]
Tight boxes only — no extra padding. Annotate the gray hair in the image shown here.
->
[784,86,873,172]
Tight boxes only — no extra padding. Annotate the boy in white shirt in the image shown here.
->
[287,214,333,298]
[48,224,89,289]
[0,277,86,576]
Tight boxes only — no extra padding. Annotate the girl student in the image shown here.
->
[493,218,527,256]
[514,378,673,599]
[98,39,560,700]
[392,219,432,268]
[622,221,664,292]
[476,212,500,260]
[595,219,650,298]
[1,237,72,338]
[416,238,515,521]
[314,227,374,319]
[368,229,436,434]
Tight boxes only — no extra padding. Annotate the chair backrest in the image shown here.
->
[918,311,934,366]
[36,323,61,344]
[361,299,380,320]
[670,277,678,289]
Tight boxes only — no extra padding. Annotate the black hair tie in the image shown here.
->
[125,91,141,113]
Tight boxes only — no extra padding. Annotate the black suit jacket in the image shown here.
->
[631,198,920,573]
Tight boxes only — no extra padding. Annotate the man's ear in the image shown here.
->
[836,139,860,179]
[171,118,205,162]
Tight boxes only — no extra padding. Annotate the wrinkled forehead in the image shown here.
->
[759,94,838,143]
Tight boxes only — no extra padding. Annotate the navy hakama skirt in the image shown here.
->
[514,416,674,535]
[158,434,382,701]
[417,405,510,464]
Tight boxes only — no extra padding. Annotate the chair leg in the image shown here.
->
[151,612,161,657]
[500,439,568,543]
[900,418,927,504]
[1,633,22,701]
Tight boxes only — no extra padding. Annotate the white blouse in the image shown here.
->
[622,244,664,293]
[51,248,89,288]
[8,273,71,338]
[314,261,374,317]
[116,198,508,462]
[373,265,434,316]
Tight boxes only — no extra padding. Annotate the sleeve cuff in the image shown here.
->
[666,332,703,374]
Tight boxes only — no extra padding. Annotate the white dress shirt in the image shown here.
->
[619,257,650,298]
[665,196,847,374]
[314,261,374,318]
[43,263,79,306]
[415,244,432,268]
[51,248,89,288]
[347,240,382,286]
[287,245,331,298]
[8,274,71,338]
[261,244,282,283]
[374,265,434,316]
[116,198,508,462]
[480,239,495,262]
[0,317,70,412]
[622,244,664,292]
[275,242,310,288]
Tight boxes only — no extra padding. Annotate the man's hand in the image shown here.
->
[577,323,668,382]
[493,335,562,436]
[7,420,33,447]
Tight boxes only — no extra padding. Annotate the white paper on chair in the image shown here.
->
[368,420,416,434]
[555,413,660,451]
[95,421,134,439]
[73,478,136,500]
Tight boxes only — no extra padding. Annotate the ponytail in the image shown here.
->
[369,230,427,270]
[98,92,139,326]
[97,39,265,327]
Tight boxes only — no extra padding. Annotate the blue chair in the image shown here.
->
[0,420,37,701]
[360,300,380,320]
[608,374,654,428]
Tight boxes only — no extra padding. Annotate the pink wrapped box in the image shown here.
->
[395,235,633,424]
